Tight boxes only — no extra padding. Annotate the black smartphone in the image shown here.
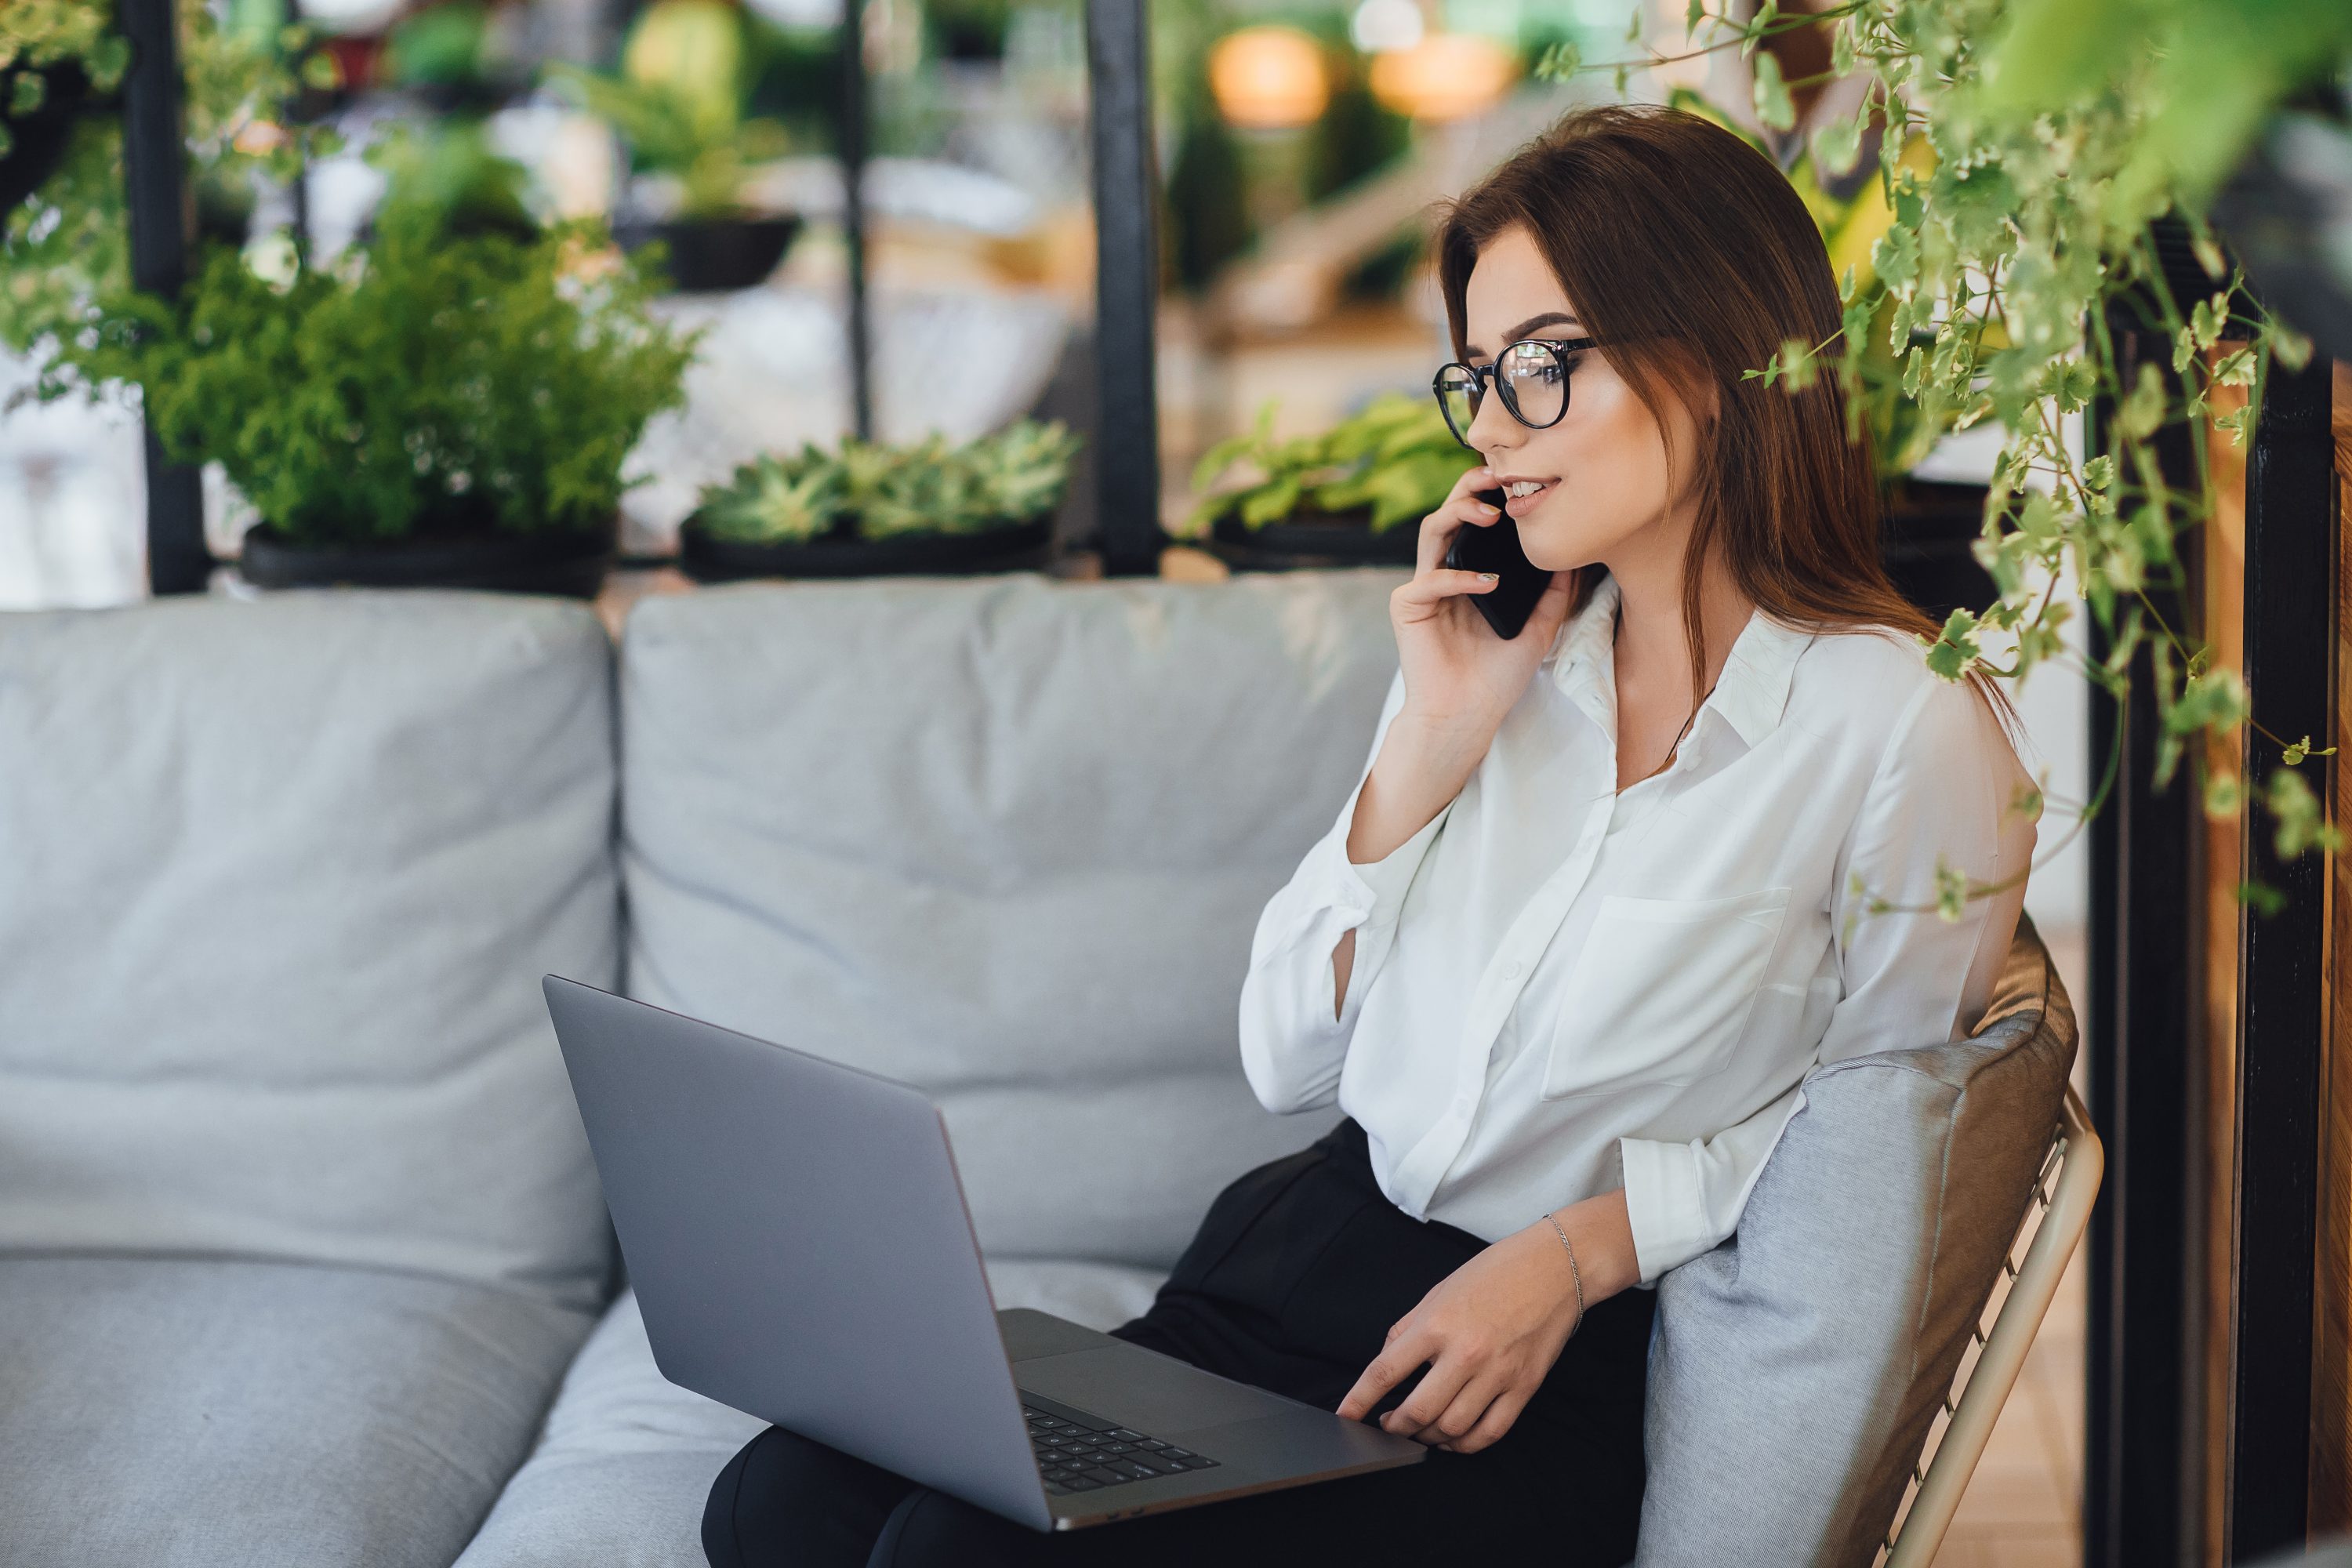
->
[1442,489,1552,639]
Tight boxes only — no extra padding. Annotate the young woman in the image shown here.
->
[703,103,2034,1568]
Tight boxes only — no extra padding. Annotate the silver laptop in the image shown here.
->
[542,977,1425,1532]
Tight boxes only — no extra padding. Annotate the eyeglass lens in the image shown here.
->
[1433,341,1570,446]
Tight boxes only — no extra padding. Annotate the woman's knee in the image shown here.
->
[866,1487,1036,1568]
[703,1425,913,1568]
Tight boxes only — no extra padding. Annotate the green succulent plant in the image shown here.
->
[692,419,1080,544]
[1186,393,1472,538]
[967,418,1083,523]
[695,443,845,543]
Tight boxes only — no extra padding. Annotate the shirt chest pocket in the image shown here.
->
[1540,885,1792,1101]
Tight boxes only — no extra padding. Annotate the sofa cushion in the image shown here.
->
[619,573,1402,1269]
[1635,917,2078,1566]
[0,1255,593,1568]
[456,1261,1168,1568]
[985,1257,1167,1330]
[0,591,619,1306]
[456,1291,764,1568]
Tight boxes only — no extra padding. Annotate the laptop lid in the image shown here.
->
[542,977,1051,1530]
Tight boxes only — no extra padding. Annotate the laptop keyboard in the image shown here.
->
[1022,1398,1221,1496]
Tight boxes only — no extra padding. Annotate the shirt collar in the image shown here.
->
[1547,573,1813,752]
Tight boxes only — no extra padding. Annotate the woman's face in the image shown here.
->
[1457,224,1707,574]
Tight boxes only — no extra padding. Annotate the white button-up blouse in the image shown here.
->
[1238,573,2037,1283]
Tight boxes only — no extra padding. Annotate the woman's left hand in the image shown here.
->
[1336,1192,1635,1454]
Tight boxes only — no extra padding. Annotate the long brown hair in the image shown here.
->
[1437,105,1959,710]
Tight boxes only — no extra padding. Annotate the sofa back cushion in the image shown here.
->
[619,572,1404,1269]
[0,592,619,1308]
[1636,917,2077,1566]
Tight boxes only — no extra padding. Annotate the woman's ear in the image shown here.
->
[1690,369,1722,433]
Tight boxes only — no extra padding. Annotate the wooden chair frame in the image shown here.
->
[1880,1088,2104,1566]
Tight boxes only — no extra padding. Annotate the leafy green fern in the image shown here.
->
[48,214,697,542]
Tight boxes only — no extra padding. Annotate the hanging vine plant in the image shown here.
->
[1538,0,2352,911]
[1,0,330,358]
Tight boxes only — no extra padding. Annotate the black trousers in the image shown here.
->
[702,1120,1655,1568]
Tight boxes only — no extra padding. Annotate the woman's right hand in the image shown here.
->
[1341,469,1576,871]
[1390,464,1577,747]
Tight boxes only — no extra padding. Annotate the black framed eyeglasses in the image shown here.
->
[1431,336,1597,449]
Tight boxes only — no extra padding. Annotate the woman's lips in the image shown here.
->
[1501,479,1556,518]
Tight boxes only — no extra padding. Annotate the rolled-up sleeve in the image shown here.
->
[1620,1083,1806,1283]
[1238,671,1454,1113]
[1617,674,2035,1283]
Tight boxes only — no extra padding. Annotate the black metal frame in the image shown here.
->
[120,0,207,594]
[839,0,873,443]
[2224,350,2338,1561]
[1084,0,1163,577]
[2083,317,2209,1568]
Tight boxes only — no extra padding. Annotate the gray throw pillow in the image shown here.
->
[1637,916,2076,1566]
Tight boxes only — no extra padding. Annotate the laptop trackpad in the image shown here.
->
[1015,1344,1284,1436]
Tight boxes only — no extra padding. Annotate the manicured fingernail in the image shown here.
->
[1479,572,1498,583]
[1478,503,1499,515]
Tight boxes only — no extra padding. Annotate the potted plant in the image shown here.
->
[553,0,799,294]
[678,419,1080,580]
[46,210,695,596]
[1183,392,1468,570]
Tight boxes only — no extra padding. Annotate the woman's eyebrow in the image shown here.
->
[1465,311,1584,358]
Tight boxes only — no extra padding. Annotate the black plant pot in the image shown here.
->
[1203,506,1421,572]
[677,514,1054,581]
[0,63,100,213]
[238,516,615,598]
[1881,479,1998,625]
[628,216,803,294]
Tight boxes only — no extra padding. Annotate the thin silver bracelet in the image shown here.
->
[1544,1212,1586,1338]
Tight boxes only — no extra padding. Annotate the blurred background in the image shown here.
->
[0,0,1946,604]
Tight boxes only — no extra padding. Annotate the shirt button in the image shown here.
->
[1504,960,1524,978]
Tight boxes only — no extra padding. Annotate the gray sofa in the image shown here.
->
[0,573,2074,1567]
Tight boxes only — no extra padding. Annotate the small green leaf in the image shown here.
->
[1933,858,1969,923]
[2280,735,2335,767]
[1752,51,1795,132]
[2205,771,2243,819]
[2237,880,2287,918]
[2118,361,2165,440]
[1918,608,1983,683]
[2265,767,2343,861]
[1534,41,1581,82]
[1814,112,1864,176]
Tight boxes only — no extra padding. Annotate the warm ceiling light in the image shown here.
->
[1208,26,1330,131]
[1368,32,1518,122]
